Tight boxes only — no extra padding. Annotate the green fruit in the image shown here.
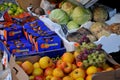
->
[17,8,24,13]
[3,2,8,6]
[11,4,18,10]
[8,10,13,15]
[8,2,13,7]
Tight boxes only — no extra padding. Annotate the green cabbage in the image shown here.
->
[49,9,70,25]
[67,21,79,30]
[61,1,76,16]
[71,6,92,25]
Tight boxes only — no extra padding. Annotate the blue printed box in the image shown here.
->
[1,24,24,41]
[6,37,33,54]
[35,35,62,52]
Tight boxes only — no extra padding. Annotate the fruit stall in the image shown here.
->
[0,0,120,80]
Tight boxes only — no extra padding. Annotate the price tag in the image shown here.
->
[61,24,68,36]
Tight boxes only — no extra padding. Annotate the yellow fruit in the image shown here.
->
[62,52,74,63]
[86,66,97,75]
[44,67,54,76]
[72,64,77,70]
[33,62,40,68]
[76,77,84,80]
[21,61,33,75]
[29,75,35,80]
[74,51,80,58]
[16,61,23,66]
[53,68,64,78]
[63,76,73,80]
[70,68,85,79]
[39,56,53,69]
[105,67,114,71]
[86,74,93,80]
[51,76,61,80]
[45,75,53,80]
[32,68,43,76]
[102,63,110,70]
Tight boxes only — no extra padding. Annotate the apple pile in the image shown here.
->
[16,50,120,80]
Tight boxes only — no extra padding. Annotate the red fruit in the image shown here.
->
[34,75,45,80]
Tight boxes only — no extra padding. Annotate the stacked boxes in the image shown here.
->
[0,19,63,57]
[6,37,33,54]
[0,24,24,41]
[23,19,62,52]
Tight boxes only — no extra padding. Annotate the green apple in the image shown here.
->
[17,7,24,13]
[8,9,13,15]
[3,2,8,6]
[8,2,13,7]
[11,4,18,10]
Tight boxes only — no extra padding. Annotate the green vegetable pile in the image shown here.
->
[49,1,92,31]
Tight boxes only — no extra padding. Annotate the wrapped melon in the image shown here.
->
[71,6,92,25]
[49,9,70,24]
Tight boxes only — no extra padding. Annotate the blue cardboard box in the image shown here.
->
[6,37,33,54]
[1,24,24,41]
[35,35,62,52]
[23,20,50,31]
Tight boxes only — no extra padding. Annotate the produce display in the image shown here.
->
[0,0,120,80]
[89,22,111,39]
[16,47,120,80]
[67,27,97,42]
[106,23,120,35]
[49,1,92,31]
[92,5,108,22]
[0,2,25,17]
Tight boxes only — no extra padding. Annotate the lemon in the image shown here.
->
[86,66,97,75]
[86,74,93,80]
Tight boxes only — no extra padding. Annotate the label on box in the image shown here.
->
[1,24,24,41]
[36,35,61,52]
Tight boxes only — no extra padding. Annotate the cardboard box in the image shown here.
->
[92,69,120,80]
[10,49,120,80]
[6,37,33,54]
[0,24,24,41]
[9,56,29,80]
[9,47,66,80]
[35,35,62,52]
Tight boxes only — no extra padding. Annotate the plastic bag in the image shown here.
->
[40,0,56,15]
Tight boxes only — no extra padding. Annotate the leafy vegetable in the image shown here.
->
[49,9,70,24]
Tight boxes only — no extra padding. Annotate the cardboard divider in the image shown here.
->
[15,0,41,11]
[9,55,29,80]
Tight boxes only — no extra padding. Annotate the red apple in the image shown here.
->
[44,67,54,76]
[56,59,63,69]
[72,64,77,71]
[62,62,72,73]
[51,76,62,80]
[34,75,45,80]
